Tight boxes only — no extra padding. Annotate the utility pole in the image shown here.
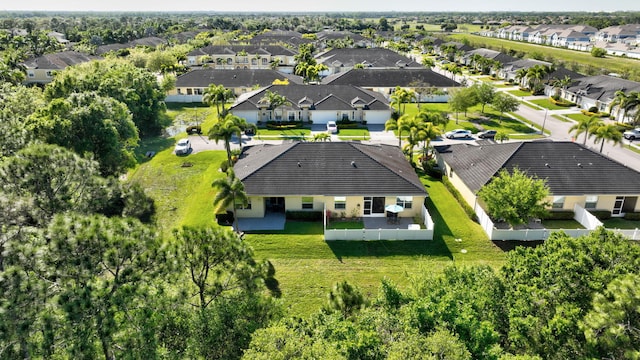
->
[541,108,548,136]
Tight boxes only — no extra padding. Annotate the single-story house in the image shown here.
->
[248,29,312,48]
[165,69,303,103]
[22,51,102,84]
[559,75,640,115]
[229,84,391,125]
[321,68,461,102]
[233,142,428,221]
[435,141,640,217]
[315,48,422,75]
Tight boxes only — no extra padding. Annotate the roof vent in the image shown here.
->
[545,163,550,167]
[351,161,357,168]
[577,163,582,167]
[297,161,301,167]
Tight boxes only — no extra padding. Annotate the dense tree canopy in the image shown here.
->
[43,58,167,137]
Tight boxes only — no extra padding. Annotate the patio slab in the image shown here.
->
[236,212,286,231]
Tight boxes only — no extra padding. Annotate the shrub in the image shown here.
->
[442,177,478,222]
[588,106,599,113]
[266,121,302,130]
[590,210,612,220]
[623,212,640,220]
[543,210,575,220]
[286,210,323,221]
[551,94,560,101]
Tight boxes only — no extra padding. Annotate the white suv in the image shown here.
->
[623,128,640,140]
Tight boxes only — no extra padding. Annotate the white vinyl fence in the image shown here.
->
[474,203,608,241]
[324,205,434,241]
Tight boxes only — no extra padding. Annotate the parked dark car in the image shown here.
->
[477,130,497,139]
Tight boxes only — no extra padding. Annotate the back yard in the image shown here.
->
[128,145,507,316]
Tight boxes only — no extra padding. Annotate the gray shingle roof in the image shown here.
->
[566,75,640,102]
[235,142,428,196]
[188,44,297,57]
[230,84,390,111]
[22,51,101,69]
[436,141,640,195]
[175,69,303,88]
[321,68,461,87]
[316,48,421,68]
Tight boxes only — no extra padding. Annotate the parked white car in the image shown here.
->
[623,128,640,140]
[445,129,472,139]
[326,121,338,134]
[174,138,192,155]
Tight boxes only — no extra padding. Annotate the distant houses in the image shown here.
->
[22,51,102,84]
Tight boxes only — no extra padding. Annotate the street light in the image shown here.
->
[541,109,548,136]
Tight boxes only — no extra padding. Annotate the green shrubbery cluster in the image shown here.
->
[442,176,478,222]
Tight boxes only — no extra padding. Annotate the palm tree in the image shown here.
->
[390,87,416,115]
[230,116,256,153]
[208,113,242,166]
[400,116,428,162]
[569,116,603,145]
[609,91,640,124]
[609,90,630,122]
[551,75,572,98]
[202,84,235,119]
[591,123,623,153]
[420,122,441,159]
[258,89,290,122]
[212,169,248,232]
[515,68,528,88]
[526,65,548,94]
[385,113,411,148]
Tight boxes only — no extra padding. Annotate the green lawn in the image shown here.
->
[552,114,572,123]
[508,89,532,97]
[529,98,574,110]
[256,128,311,140]
[326,221,364,229]
[337,128,370,141]
[602,218,640,230]
[127,149,226,231]
[245,175,506,316]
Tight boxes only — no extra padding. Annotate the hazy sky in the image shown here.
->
[2,0,639,13]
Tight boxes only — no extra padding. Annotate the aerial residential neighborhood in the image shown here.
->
[2,8,640,359]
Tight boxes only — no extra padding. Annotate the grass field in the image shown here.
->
[448,33,640,81]
[337,128,370,141]
[508,89,532,97]
[529,98,576,110]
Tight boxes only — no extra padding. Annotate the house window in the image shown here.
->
[396,196,413,209]
[186,88,192,95]
[195,88,203,95]
[227,58,232,65]
[334,197,346,210]
[45,71,53,77]
[235,198,251,210]
[251,58,257,65]
[262,58,268,65]
[27,71,35,78]
[302,197,313,209]
[288,111,296,121]
[552,196,565,209]
[585,195,598,209]
[341,112,350,121]
[177,88,183,94]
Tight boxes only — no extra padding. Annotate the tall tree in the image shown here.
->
[472,82,496,114]
[258,89,291,122]
[44,213,167,360]
[44,58,167,137]
[208,113,243,166]
[202,83,235,118]
[448,87,477,123]
[28,91,139,176]
[477,167,550,227]
[581,274,640,360]
[212,169,248,232]
[491,92,520,122]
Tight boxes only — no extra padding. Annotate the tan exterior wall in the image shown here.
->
[547,194,640,212]
[25,69,56,84]
[234,196,265,218]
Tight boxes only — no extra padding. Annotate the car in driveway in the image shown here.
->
[445,129,472,139]
[623,128,640,140]
[174,138,192,155]
[326,121,338,134]
[477,130,497,139]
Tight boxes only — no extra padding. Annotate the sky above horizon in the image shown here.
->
[2,0,639,13]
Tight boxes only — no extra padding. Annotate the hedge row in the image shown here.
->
[442,176,478,222]
[286,210,323,221]
[265,121,303,130]
[623,212,640,220]
[549,97,576,107]
[543,210,575,220]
